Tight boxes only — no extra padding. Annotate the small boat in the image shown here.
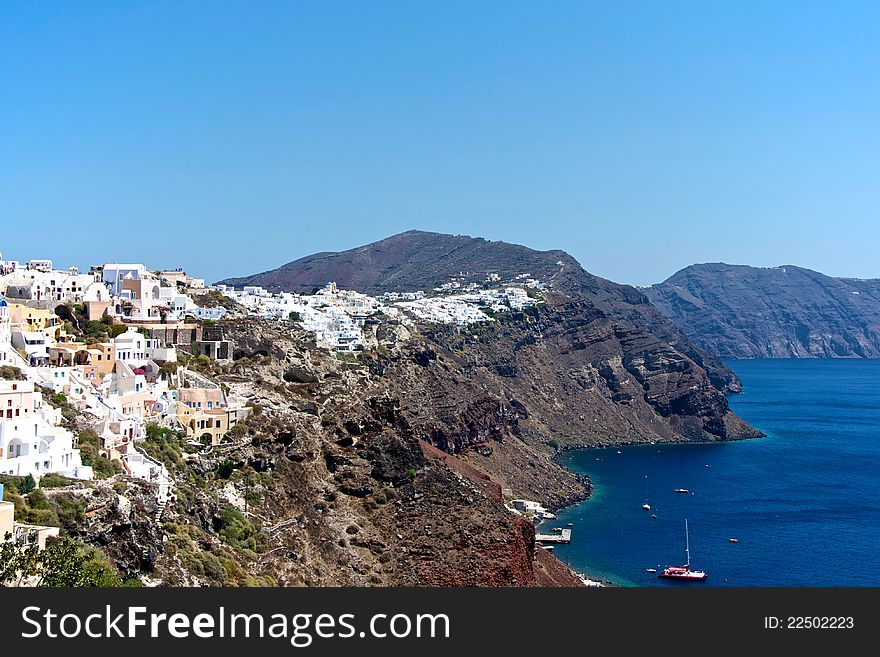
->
[705,464,711,468]
[646,568,657,573]
[674,488,689,494]
[650,513,657,519]
[642,503,651,511]
[658,519,708,582]
[617,450,622,454]
[566,522,574,527]
[729,538,739,543]
[552,527,562,532]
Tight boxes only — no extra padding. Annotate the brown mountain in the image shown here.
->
[643,263,880,359]
[220,231,757,443]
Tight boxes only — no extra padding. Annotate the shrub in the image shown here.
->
[216,460,236,479]
[53,495,86,529]
[1,536,124,587]
[217,506,264,553]
[244,490,262,508]
[142,423,185,470]
[108,324,127,338]
[159,361,179,376]
[0,366,24,380]
[19,474,36,494]
[49,392,68,407]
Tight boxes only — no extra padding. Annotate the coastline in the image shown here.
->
[544,414,767,587]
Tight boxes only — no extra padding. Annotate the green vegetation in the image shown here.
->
[82,319,112,341]
[142,423,187,470]
[217,506,266,554]
[216,460,237,479]
[163,521,273,586]
[244,489,262,508]
[19,474,37,494]
[0,535,122,587]
[0,365,25,380]
[226,421,249,440]
[9,488,59,526]
[1,477,87,528]
[76,429,123,479]
[288,311,301,322]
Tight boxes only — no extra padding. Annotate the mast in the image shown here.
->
[685,519,691,568]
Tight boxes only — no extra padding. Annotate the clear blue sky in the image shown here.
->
[1,1,877,286]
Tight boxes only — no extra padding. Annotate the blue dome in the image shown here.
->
[0,298,7,307]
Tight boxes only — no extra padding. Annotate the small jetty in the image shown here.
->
[535,528,572,544]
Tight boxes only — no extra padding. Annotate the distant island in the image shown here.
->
[643,263,880,359]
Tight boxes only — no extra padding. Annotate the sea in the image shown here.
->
[539,359,880,586]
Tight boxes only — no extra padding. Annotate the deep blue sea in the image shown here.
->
[540,359,880,586]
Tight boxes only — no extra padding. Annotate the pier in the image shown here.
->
[535,528,572,544]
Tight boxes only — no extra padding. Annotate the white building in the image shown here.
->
[0,299,10,365]
[12,331,50,366]
[111,326,175,366]
[113,327,149,366]
[2,269,95,303]
[102,264,147,296]
[0,380,92,479]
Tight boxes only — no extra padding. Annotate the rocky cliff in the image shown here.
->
[48,318,586,587]
[219,230,743,394]
[643,264,880,359]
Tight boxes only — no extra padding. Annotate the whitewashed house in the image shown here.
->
[102,264,147,296]
[0,298,10,365]
[0,380,92,479]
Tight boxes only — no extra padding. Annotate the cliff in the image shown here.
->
[643,264,880,359]
[46,318,587,587]
[218,230,742,394]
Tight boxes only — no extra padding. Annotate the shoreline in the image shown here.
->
[544,423,768,587]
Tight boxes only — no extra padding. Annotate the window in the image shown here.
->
[215,420,221,428]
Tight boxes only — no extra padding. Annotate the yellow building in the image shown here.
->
[170,399,252,446]
[49,342,116,380]
[8,304,64,341]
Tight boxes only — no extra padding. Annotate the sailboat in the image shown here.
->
[658,519,707,581]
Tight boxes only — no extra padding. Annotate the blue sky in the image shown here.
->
[1,1,877,285]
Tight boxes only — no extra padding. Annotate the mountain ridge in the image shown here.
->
[219,230,756,441]
[643,262,880,359]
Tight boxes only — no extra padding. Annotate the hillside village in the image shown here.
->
[0,250,547,563]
